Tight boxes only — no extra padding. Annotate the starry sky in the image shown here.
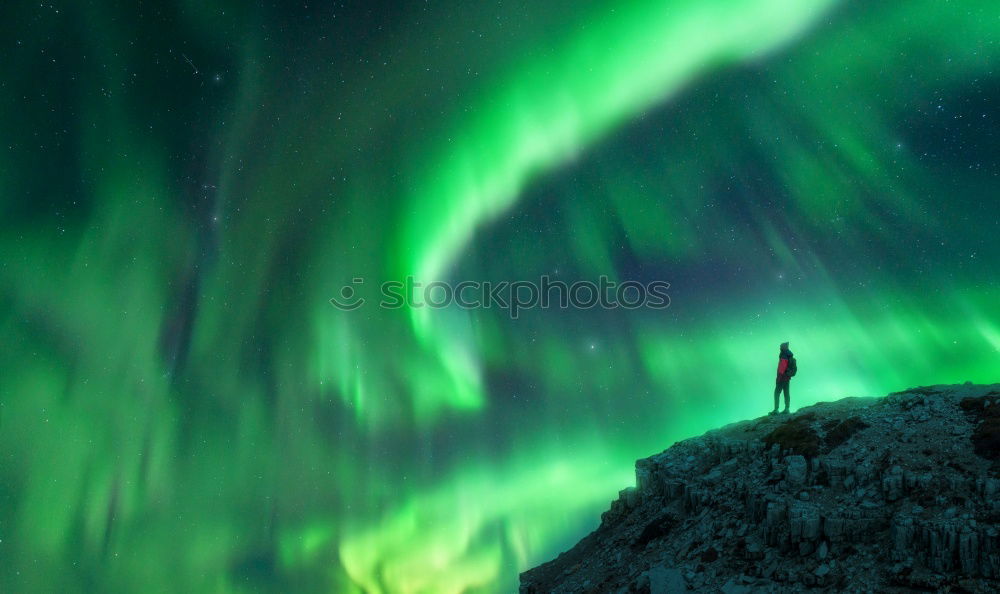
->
[1,1,998,592]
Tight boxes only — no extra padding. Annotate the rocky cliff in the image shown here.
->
[520,383,1000,593]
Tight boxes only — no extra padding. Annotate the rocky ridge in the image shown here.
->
[520,383,1000,593]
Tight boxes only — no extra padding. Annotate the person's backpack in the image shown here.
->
[787,357,798,377]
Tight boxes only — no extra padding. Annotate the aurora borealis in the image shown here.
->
[2,0,998,592]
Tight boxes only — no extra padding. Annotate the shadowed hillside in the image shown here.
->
[522,383,1000,593]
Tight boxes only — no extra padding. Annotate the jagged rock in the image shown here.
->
[520,383,1000,593]
[882,465,905,501]
[785,455,807,488]
[645,566,686,594]
[719,578,750,594]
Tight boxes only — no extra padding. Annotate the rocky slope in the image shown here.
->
[520,383,1000,593]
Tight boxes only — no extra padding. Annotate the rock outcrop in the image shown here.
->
[520,383,1000,593]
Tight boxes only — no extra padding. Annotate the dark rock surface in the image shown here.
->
[520,383,1000,593]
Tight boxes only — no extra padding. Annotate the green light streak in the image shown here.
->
[337,446,634,594]
[1,1,998,593]
[400,0,840,418]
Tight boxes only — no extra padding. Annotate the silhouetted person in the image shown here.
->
[771,341,797,414]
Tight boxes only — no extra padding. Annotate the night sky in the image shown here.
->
[2,1,998,592]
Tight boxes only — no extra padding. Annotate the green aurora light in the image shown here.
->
[1,1,998,593]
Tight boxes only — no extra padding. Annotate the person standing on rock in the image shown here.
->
[771,341,796,414]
